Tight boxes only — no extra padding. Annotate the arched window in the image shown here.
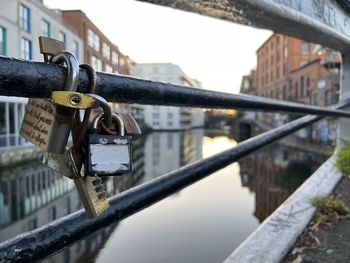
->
[306,77,310,88]
[300,76,305,97]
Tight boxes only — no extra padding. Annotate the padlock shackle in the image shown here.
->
[51,51,79,92]
[86,93,113,127]
[92,113,125,136]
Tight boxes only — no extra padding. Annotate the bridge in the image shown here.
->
[0,0,350,262]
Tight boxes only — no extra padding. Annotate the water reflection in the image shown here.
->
[0,129,204,244]
[0,130,327,263]
[239,143,327,222]
[0,161,80,242]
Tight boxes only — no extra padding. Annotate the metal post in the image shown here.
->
[337,55,350,149]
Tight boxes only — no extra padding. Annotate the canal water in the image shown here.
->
[0,129,327,262]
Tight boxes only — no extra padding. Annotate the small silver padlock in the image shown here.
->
[84,104,132,176]
[20,51,80,153]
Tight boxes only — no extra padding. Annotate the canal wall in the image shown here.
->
[224,155,342,263]
[0,146,42,167]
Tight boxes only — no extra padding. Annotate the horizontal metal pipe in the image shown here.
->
[138,0,350,53]
[0,101,347,263]
[0,57,350,117]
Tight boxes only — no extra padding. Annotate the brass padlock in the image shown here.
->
[20,51,80,153]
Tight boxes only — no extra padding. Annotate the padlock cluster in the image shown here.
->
[19,37,141,218]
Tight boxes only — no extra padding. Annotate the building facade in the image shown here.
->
[240,70,256,95]
[62,10,129,75]
[0,0,83,149]
[241,33,341,144]
[255,34,320,100]
[134,63,205,130]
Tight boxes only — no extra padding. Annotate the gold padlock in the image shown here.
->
[51,91,98,109]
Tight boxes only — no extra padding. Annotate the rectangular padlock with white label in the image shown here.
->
[84,112,133,176]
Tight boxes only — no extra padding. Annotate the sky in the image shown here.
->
[44,0,272,94]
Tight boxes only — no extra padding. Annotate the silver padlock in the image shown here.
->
[84,103,132,176]
[115,112,142,140]
[20,51,80,153]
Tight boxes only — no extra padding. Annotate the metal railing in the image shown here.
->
[1,0,350,262]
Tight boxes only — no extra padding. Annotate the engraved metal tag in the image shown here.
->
[20,98,74,153]
[20,98,56,150]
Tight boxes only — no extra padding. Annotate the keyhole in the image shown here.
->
[69,94,81,106]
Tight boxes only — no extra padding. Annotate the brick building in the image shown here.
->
[288,59,339,106]
[255,34,320,100]
[62,10,129,75]
[241,33,341,144]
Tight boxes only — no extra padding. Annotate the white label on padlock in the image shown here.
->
[90,144,130,173]
[20,98,56,149]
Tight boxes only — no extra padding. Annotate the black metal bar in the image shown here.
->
[0,101,347,263]
[137,0,350,53]
[0,56,350,117]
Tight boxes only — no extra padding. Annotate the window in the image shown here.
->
[325,90,333,106]
[283,84,289,100]
[87,29,100,52]
[314,93,320,105]
[20,4,31,32]
[276,87,280,99]
[0,103,5,136]
[119,57,125,68]
[9,103,15,134]
[21,38,32,60]
[301,42,309,55]
[300,76,304,97]
[64,197,71,215]
[0,26,6,55]
[42,19,50,37]
[300,60,307,67]
[112,51,118,65]
[306,77,310,88]
[102,43,110,59]
[48,206,57,221]
[295,81,299,98]
[73,40,79,59]
[243,79,250,90]
[59,31,66,48]
[105,64,113,73]
[317,79,326,89]
[91,55,102,71]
